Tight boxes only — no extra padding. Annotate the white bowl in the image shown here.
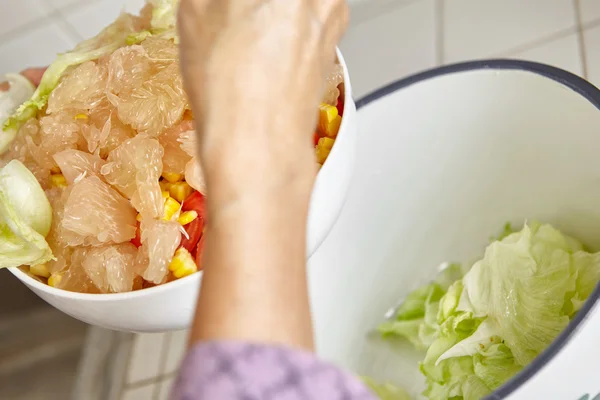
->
[308,60,600,399]
[7,49,357,333]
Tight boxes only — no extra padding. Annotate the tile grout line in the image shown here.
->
[152,332,174,400]
[124,371,179,391]
[574,0,589,79]
[51,8,85,43]
[121,333,171,399]
[0,0,102,45]
[434,0,444,66]
[493,25,578,59]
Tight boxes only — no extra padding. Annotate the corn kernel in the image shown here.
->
[30,264,50,278]
[316,146,331,165]
[318,104,342,138]
[163,197,181,221]
[169,248,198,279]
[160,180,173,192]
[315,137,335,164]
[136,213,143,222]
[48,273,63,288]
[317,137,335,150]
[162,172,184,183]
[178,210,198,226]
[169,182,193,203]
[162,190,170,199]
[50,174,67,188]
[74,113,89,121]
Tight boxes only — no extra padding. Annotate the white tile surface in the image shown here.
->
[443,0,577,62]
[156,377,175,400]
[41,0,88,11]
[122,384,157,400]
[162,330,189,375]
[584,25,600,87]
[62,0,147,40]
[340,0,436,98]
[0,21,76,75]
[579,0,600,25]
[126,333,168,384]
[349,0,421,25]
[0,0,47,38]
[509,33,583,77]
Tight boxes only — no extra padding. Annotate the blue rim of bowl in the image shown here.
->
[355,59,600,400]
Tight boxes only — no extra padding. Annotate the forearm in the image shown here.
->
[190,161,316,350]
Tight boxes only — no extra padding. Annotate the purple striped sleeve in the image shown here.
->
[170,341,376,400]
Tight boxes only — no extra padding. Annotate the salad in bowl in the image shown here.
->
[0,0,348,294]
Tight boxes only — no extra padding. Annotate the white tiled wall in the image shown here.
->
[2,0,600,399]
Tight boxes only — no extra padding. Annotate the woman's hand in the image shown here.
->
[178,0,348,208]
[178,0,348,350]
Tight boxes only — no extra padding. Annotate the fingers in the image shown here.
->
[21,67,47,87]
[319,0,349,56]
[0,67,47,92]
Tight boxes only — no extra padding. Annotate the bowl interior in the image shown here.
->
[307,62,600,398]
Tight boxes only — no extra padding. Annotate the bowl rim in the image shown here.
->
[356,59,600,400]
[8,47,355,300]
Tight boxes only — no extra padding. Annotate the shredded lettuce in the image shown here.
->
[0,74,35,153]
[0,160,54,268]
[378,264,463,350]
[151,0,178,31]
[372,222,600,400]
[3,13,139,133]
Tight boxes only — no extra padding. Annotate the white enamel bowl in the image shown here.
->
[7,49,357,332]
[308,60,600,399]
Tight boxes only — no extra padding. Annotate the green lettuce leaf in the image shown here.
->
[0,160,54,268]
[0,74,36,153]
[378,264,465,349]
[376,221,600,400]
[378,282,445,350]
[151,0,178,31]
[461,222,577,365]
[569,251,600,314]
[3,12,139,133]
[472,344,522,391]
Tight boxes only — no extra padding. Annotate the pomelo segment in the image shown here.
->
[53,248,101,294]
[28,111,83,171]
[160,120,193,174]
[323,63,344,106]
[108,54,186,136]
[178,128,206,194]
[178,126,196,157]
[44,187,73,274]
[53,149,105,184]
[47,61,108,113]
[81,243,138,293]
[61,176,137,246]
[107,46,151,96]
[85,99,135,157]
[184,159,206,195]
[102,135,164,218]
[138,219,181,284]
